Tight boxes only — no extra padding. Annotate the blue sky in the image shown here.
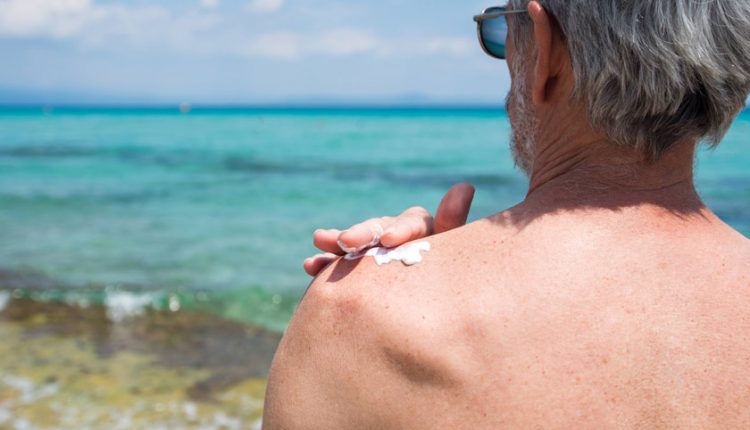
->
[0,0,512,105]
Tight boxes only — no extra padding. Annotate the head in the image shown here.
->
[502,0,750,176]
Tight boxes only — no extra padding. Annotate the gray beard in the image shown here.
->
[506,56,539,177]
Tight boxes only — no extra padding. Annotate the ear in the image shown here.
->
[527,1,562,105]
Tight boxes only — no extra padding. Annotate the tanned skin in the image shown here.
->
[265,2,750,428]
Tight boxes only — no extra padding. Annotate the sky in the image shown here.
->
[0,0,513,105]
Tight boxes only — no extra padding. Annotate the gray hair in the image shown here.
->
[509,0,750,160]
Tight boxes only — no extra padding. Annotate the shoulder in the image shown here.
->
[299,230,485,355]
[264,232,486,428]
[294,243,466,382]
[263,256,388,428]
[295,218,516,364]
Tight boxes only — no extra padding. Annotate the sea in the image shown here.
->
[0,106,748,428]
[0,107,748,333]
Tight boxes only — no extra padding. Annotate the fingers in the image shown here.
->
[303,253,339,276]
[337,218,394,254]
[310,181,473,274]
[309,182,474,275]
[434,183,475,234]
[380,207,434,248]
[313,229,346,255]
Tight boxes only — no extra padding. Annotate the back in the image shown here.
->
[266,207,750,429]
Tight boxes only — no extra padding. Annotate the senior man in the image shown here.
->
[265,0,750,428]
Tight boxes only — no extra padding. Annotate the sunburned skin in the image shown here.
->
[344,241,431,266]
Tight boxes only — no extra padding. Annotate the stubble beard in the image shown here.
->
[506,54,539,177]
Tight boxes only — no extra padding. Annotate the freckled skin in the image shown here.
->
[265,206,750,429]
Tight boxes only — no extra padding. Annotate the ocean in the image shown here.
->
[0,107,748,428]
[1,107,749,333]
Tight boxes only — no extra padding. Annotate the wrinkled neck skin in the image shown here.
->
[521,103,708,221]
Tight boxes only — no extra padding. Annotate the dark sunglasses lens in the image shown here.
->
[481,10,508,59]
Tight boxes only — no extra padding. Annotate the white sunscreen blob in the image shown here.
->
[344,241,431,266]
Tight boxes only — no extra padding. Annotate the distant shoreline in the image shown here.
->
[0,105,511,118]
[0,104,505,111]
[1,104,747,115]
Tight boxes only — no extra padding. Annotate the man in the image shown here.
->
[265,0,750,428]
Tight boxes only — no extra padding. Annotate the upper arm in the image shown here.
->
[263,258,390,429]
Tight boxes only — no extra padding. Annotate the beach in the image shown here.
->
[0,107,748,427]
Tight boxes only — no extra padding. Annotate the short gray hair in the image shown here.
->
[509,0,750,160]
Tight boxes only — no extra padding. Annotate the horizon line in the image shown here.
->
[0,103,747,112]
[0,103,507,110]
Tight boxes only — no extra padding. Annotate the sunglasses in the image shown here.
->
[473,6,528,60]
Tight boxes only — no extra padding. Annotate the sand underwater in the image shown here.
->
[0,272,279,429]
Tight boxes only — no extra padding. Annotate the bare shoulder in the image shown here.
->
[263,254,400,429]
[264,225,495,429]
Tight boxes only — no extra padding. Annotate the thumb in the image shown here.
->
[434,183,475,234]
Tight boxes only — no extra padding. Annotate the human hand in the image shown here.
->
[304,183,476,276]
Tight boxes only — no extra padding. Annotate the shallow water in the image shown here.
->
[0,294,277,429]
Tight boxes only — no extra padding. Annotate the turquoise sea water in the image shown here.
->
[1,107,748,332]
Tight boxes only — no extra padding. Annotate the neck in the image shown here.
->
[523,138,706,217]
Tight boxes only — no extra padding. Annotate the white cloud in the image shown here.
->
[200,0,220,8]
[0,0,471,62]
[0,0,97,38]
[0,0,173,41]
[248,0,283,14]
[425,37,473,56]
[311,28,379,56]
[246,32,300,59]
[245,28,383,60]
[0,0,224,58]
[241,29,475,60]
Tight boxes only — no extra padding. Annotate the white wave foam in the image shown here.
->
[0,291,9,313]
[104,291,156,322]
